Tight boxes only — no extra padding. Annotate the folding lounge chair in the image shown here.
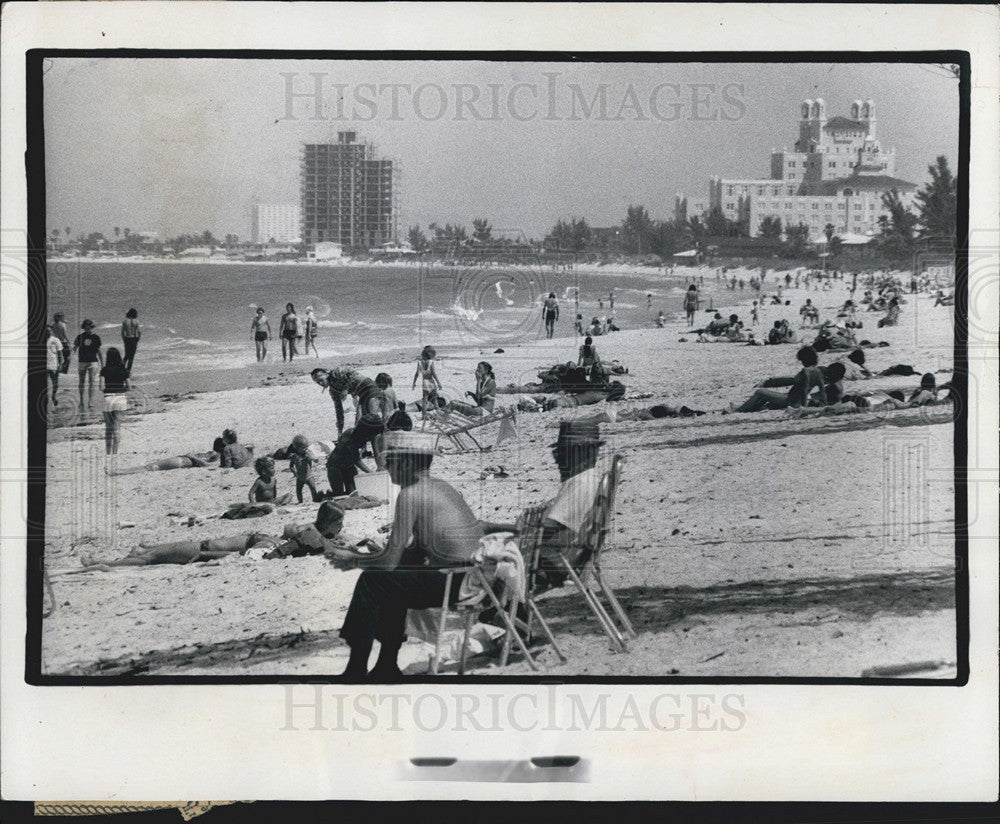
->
[421,407,517,454]
[429,562,539,674]
[520,454,637,653]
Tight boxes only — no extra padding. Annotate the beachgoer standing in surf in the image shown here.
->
[251,307,271,363]
[303,306,319,357]
[73,319,103,414]
[543,292,560,339]
[280,303,299,362]
[121,308,141,372]
[52,313,71,374]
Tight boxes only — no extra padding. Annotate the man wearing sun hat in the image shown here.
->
[329,430,485,680]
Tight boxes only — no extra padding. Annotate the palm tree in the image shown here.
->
[915,155,957,245]
[472,218,493,244]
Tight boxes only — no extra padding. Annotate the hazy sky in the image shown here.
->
[43,58,960,240]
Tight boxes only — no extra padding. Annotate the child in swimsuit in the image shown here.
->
[249,456,292,504]
[289,434,322,503]
[412,345,442,416]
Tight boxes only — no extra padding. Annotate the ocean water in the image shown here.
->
[47,260,723,376]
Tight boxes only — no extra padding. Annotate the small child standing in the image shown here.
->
[289,434,322,503]
[751,300,759,326]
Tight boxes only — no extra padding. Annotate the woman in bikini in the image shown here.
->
[447,361,497,418]
[412,345,442,417]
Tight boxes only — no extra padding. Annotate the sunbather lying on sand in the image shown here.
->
[110,438,229,475]
[79,502,349,567]
[543,381,626,410]
[694,313,729,341]
[111,451,219,475]
[578,403,705,424]
[787,374,954,418]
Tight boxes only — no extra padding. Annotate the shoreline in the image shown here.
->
[47,263,841,403]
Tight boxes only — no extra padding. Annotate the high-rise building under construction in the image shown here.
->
[300,132,398,250]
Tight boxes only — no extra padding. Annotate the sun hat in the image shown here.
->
[548,420,605,449]
[382,430,438,455]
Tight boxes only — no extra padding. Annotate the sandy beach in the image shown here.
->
[41,270,957,678]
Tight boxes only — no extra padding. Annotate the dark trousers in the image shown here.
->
[340,547,464,650]
[327,464,357,496]
[123,337,139,371]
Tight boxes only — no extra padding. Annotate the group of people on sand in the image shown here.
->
[45,309,142,454]
[252,303,320,363]
[87,412,615,682]
[728,345,953,415]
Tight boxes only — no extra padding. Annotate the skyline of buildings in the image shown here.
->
[56,98,935,249]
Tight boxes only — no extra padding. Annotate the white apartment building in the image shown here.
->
[709,98,916,239]
[251,203,302,244]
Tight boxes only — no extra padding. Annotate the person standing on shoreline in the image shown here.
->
[279,303,299,362]
[303,306,320,357]
[683,284,699,326]
[252,307,271,362]
[72,319,103,413]
[99,346,130,455]
[543,292,560,339]
[45,325,64,411]
[121,308,141,372]
[52,313,71,374]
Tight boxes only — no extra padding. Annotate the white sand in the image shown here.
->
[42,274,957,677]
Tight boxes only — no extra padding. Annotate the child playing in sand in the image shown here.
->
[289,434,323,503]
[412,345,442,416]
[248,456,293,504]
